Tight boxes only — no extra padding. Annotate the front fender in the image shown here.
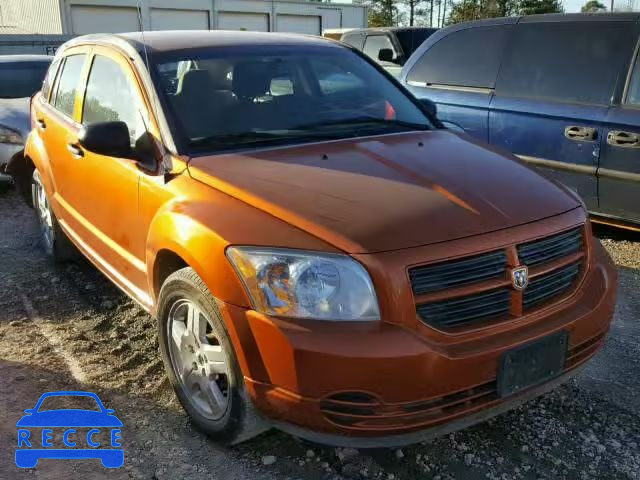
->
[145,203,251,309]
[24,131,56,200]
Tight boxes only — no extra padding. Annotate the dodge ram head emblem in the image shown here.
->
[511,266,529,291]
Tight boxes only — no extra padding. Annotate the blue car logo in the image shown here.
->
[15,391,123,468]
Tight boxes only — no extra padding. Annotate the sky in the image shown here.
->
[563,0,586,11]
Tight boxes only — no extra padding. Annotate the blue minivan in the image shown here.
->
[401,13,640,229]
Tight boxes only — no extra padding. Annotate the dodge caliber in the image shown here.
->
[22,31,617,446]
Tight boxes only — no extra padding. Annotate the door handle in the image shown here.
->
[564,126,597,141]
[607,130,639,148]
[36,118,46,130]
[67,143,84,158]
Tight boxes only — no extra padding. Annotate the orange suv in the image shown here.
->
[23,31,617,447]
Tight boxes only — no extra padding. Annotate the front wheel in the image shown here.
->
[32,169,77,262]
[157,267,267,444]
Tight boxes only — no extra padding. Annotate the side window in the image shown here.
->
[496,22,637,105]
[627,50,640,106]
[406,26,510,89]
[341,33,365,50]
[362,35,396,66]
[82,55,144,146]
[52,54,86,117]
[42,58,61,100]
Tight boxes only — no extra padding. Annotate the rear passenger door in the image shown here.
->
[598,35,640,224]
[403,24,512,140]
[490,19,638,212]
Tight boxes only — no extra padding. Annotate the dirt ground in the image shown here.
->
[1,188,639,480]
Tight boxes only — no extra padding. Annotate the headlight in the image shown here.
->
[0,125,22,144]
[226,247,380,321]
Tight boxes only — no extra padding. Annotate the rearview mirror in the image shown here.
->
[78,121,132,158]
[420,98,437,118]
[378,48,395,63]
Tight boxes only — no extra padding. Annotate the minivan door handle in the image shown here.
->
[36,118,46,130]
[607,130,639,148]
[564,126,598,141]
[66,143,84,158]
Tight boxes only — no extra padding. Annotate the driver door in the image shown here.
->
[65,47,152,302]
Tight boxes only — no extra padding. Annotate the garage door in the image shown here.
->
[218,12,269,32]
[70,5,140,34]
[276,15,321,35]
[150,8,210,30]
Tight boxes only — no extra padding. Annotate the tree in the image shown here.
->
[403,0,427,26]
[368,0,399,26]
[581,0,607,11]
[447,0,518,25]
[519,0,564,14]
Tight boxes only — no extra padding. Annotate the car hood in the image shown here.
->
[188,130,579,254]
[0,97,30,136]
[16,410,123,427]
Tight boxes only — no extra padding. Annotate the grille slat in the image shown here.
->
[517,228,582,267]
[524,263,581,309]
[417,289,510,328]
[409,251,507,295]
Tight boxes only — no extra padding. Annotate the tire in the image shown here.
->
[32,169,78,262]
[157,267,268,445]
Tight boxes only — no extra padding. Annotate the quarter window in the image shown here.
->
[52,54,86,117]
[406,26,510,89]
[82,55,144,146]
[341,33,365,50]
[496,22,637,105]
[363,35,396,66]
[42,58,61,100]
[627,51,640,106]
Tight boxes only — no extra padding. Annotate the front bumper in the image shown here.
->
[219,237,617,445]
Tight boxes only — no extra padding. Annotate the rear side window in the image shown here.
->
[341,33,365,50]
[406,26,510,89]
[627,50,640,106]
[82,55,143,146]
[496,22,638,105]
[52,54,86,117]
[42,58,61,100]
[363,35,396,65]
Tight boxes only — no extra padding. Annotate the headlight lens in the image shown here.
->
[0,125,22,144]
[226,247,380,321]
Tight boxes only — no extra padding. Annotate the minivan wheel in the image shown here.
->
[32,169,77,261]
[157,267,268,444]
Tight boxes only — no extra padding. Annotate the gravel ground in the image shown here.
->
[1,188,639,480]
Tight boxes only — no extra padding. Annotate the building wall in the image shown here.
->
[0,0,64,34]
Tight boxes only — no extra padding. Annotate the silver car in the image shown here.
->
[0,55,52,193]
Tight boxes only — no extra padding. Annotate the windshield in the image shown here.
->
[0,61,50,98]
[37,395,101,412]
[153,45,432,153]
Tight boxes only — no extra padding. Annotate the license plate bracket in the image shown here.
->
[497,331,568,397]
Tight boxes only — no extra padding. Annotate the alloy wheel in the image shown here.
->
[34,175,54,252]
[167,299,230,420]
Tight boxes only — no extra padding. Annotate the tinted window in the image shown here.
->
[363,35,396,65]
[155,46,431,152]
[627,51,640,106]
[496,22,637,105]
[83,55,143,146]
[395,29,437,57]
[52,54,86,117]
[407,26,509,89]
[341,33,365,50]
[42,58,60,100]
[0,61,51,98]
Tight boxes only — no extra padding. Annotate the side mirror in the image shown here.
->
[105,409,115,415]
[78,121,132,158]
[420,98,437,118]
[23,409,34,414]
[133,131,158,170]
[378,48,395,63]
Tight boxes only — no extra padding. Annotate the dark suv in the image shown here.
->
[341,27,438,76]
[401,13,640,229]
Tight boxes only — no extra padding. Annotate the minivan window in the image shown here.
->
[627,52,640,106]
[52,54,86,117]
[363,35,396,65]
[496,22,637,105]
[82,55,144,146]
[406,26,510,89]
[154,46,432,153]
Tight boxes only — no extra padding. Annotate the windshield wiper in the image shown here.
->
[291,117,430,132]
